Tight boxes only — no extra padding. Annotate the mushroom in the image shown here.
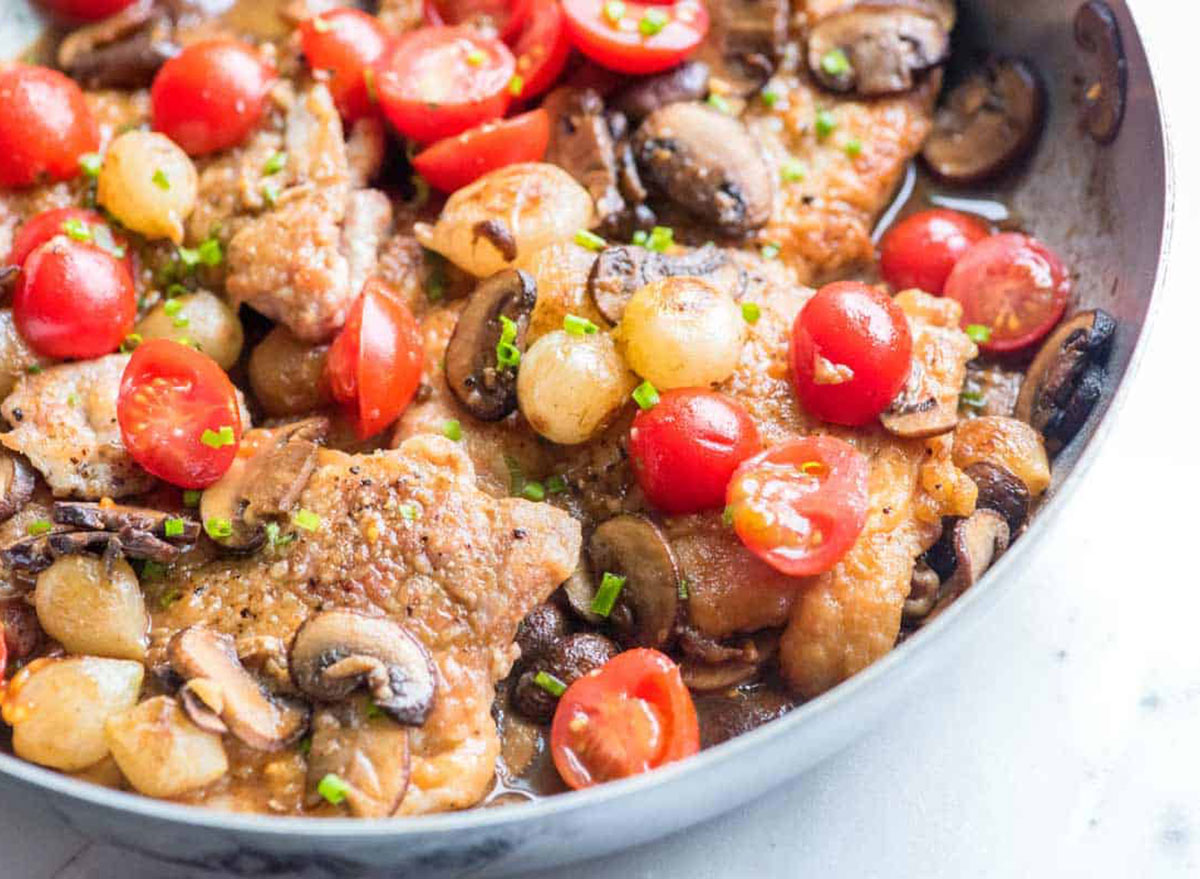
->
[807,2,950,96]
[515,603,570,666]
[922,58,1044,184]
[633,103,773,236]
[695,687,794,749]
[560,557,604,625]
[1,526,184,576]
[679,630,779,693]
[57,0,180,90]
[881,361,959,439]
[698,0,788,96]
[902,559,942,620]
[511,632,619,722]
[305,701,411,817]
[0,450,35,523]
[200,418,327,551]
[588,244,750,324]
[168,625,310,751]
[289,610,438,726]
[612,61,712,120]
[178,678,229,736]
[0,266,16,297]
[52,501,200,543]
[964,462,1031,534]
[1075,0,1128,145]
[445,270,537,422]
[542,87,626,226]
[588,515,680,649]
[0,598,43,665]
[921,509,1011,622]
[1015,309,1116,454]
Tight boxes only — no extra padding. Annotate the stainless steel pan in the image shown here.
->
[0,0,1170,875]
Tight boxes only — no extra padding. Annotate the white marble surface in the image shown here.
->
[3,1,1199,876]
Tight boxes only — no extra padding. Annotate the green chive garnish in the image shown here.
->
[293,509,321,532]
[844,137,863,159]
[574,229,607,252]
[677,578,689,600]
[365,699,385,719]
[760,242,781,260]
[443,419,463,442]
[200,425,236,448]
[509,74,525,97]
[265,521,296,550]
[603,0,625,24]
[722,505,734,526]
[631,229,649,247]
[26,520,51,537]
[760,89,780,109]
[163,518,185,538]
[399,503,418,521]
[152,169,170,191]
[546,474,567,495]
[639,7,668,36]
[262,182,280,207]
[67,393,78,407]
[25,364,42,375]
[263,151,287,175]
[780,159,806,183]
[821,48,852,77]
[522,481,545,502]
[317,773,351,805]
[62,218,91,242]
[534,670,567,697]
[79,152,102,177]
[183,489,201,507]
[563,314,599,336]
[204,518,233,539]
[142,560,166,581]
[496,315,520,369]
[591,571,627,617]
[961,390,986,408]
[706,93,731,114]
[632,380,659,410]
[966,324,992,344]
[158,587,181,609]
[646,225,673,253]
[164,299,183,317]
[814,109,837,139]
[741,302,761,324]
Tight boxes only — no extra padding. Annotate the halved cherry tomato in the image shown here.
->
[943,232,1071,353]
[374,26,515,144]
[14,238,136,360]
[8,207,133,277]
[726,435,869,578]
[878,208,989,295]
[36,0,136,21]
[413,109,551,193]
[0,66,99,189]
[790,281,912,427]
[561,0,709,74]
[510,0,572,100]
[424,0,532,43]
[629,388,761,515]
[151,40,277,156]
[551,648,699,790]
[326,280,423,439]
[117,340,243,489]
[300,8,389,123]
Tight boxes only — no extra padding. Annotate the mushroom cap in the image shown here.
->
[588,515,680,650]
[881,360,959,439]
[0,450,34,524]
[289,610,438,727]
[964,462,1031,534]
[588,244,749,325]
[679,630,779,693]
[611,61,711,121]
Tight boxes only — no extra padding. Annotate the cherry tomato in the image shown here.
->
[726,435,869,578]
[943,232,1071,353]
[510,0,572,100]
[412,109,551,193]
[628,389,761,515]
[878,208,989,295]
[561,0,709,74]
[374,26,515,144]
[299,8,389,123]
[36,0,136,21]
[551,648,699,790]
[117,340,243,489]
[151,40,277,156]
[0,66,99,189]
[14,238,136,360]
[424,0,532,43]
[7,207,133,277]
[790,282,912,427]
[326,280,423,439]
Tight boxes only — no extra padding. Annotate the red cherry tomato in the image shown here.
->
[790,282,912,427]
[151,40,277,156]
[117,340,243,489]
[561,0,709,74]
[551,648,699,790]
[8,207,133,277]
[943,232,1071,353]
[374,26,515,144]
[878,208,990,295]
[299,8,389,123]
[424,0,532,43]
[14,238,136,360]
[726,435,869,578]
[0,66,99,189]
[36,0,136,21]
[629,389,761,515]
[412,109,551,193]
[326,280,423,439]
[511,0,572,100]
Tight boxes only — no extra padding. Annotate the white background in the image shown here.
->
[3,0,1199,876]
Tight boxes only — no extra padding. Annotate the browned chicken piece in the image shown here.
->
[0,355,156,499]
[225,84,393,341]
[148,435,581,814]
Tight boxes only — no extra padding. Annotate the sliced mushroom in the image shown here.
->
[168,626,310,751]
[964,462,1031,534]
[1015,309,1116,454]
[588,515,680,649]
[679,631,779,693]
[52,501,200,543]
[881,361,959,438]
[306,701,411,817]
[560,557,604,625]
[922,58,1044,184]
[902,559,941,620]
[58,0,180,90]
[0,450,35,523]
[1,526,183,575]
[698,0,788,96]
[922,509,1010,622]
[179,677,230,735]
[445,269,537,421]
[511,632,619,722]
[588,244,750,324]
[289,610,438,726]
[633,103,773,236]
[612,61,712,120]
[808,2,949,96]
[695,687,794,749]
[542,87,626,226]
[0,598,43,665]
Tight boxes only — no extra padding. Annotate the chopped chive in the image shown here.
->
[961,390,986,408]
[62,218,92,242]
[399,503,418,522]
[262,181,280,207]
[821,48,852,77]
[563,314,599,336]
[265,521,296,550]
[197,237,222,266]
[844,137,863,159]
[722,505,734,526]
[632,380,659,410]
[706,93,731,114]
[164,517,185,538]
[120,332,143,354]
[26,520,51,537]
[317,773,351,805]
[504,455,524,495]
[546,474,567,495]
[508,74,525,97]
[741,302,761,324]
[363,66,378,104]
[442,419,463,442]
[297,736,312,755]
[263,151,287,175]
[677,578,689,600]
[166,283,188,298]
[534,670,567,697]
[603,0,625,24]
[965,324,992,344]
[311,14,332,32]
[152,169,170,191]
[66,393,78,407]
[760,242,781,260]
[522,481,545,502]
[574,229,607,252]
[646,225,674,253]
[760,89,780,108]
[293,509,321,532]
[158,587,181,609]
[591,571,627,617]
[91,224,125,258]
[780,159,806,183]
[639,7,668,35]
[204,518,232,539]
[365,699,385,719]
[496,315,520,369]
[200,425,236,448]
[799,460,824,476]
[424,248,445,300]
[631,229,649,246]
[79,152,103,177]
[182,489,201,507]
[141,560,166,581]
[814,109,837,139]
[466,48,486,67]
[25,364,42,375]
[163,299,183,317]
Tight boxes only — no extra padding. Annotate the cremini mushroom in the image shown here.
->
[52,501,201,543]
[612,61,711,120]
[289,610,438,726]
[922,58,1044,184]
[964,461,1031,534]
[306,700,411,817]
[695,687,794,749]
[445,269,537,422]
[542,87,626,226]
[588,244,750,324]
[57,0,179,90]
[515,603,571,665]
[512,632,619,722]
[1,525,185,576]
[881,360,959,439]
[1015,309,1116,454]
[939,509,1010,601]
[697,0,788,96]
[0,449,35,523]
[679,630,779,693]
[588,515,680,649]
[168,625,310,751]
